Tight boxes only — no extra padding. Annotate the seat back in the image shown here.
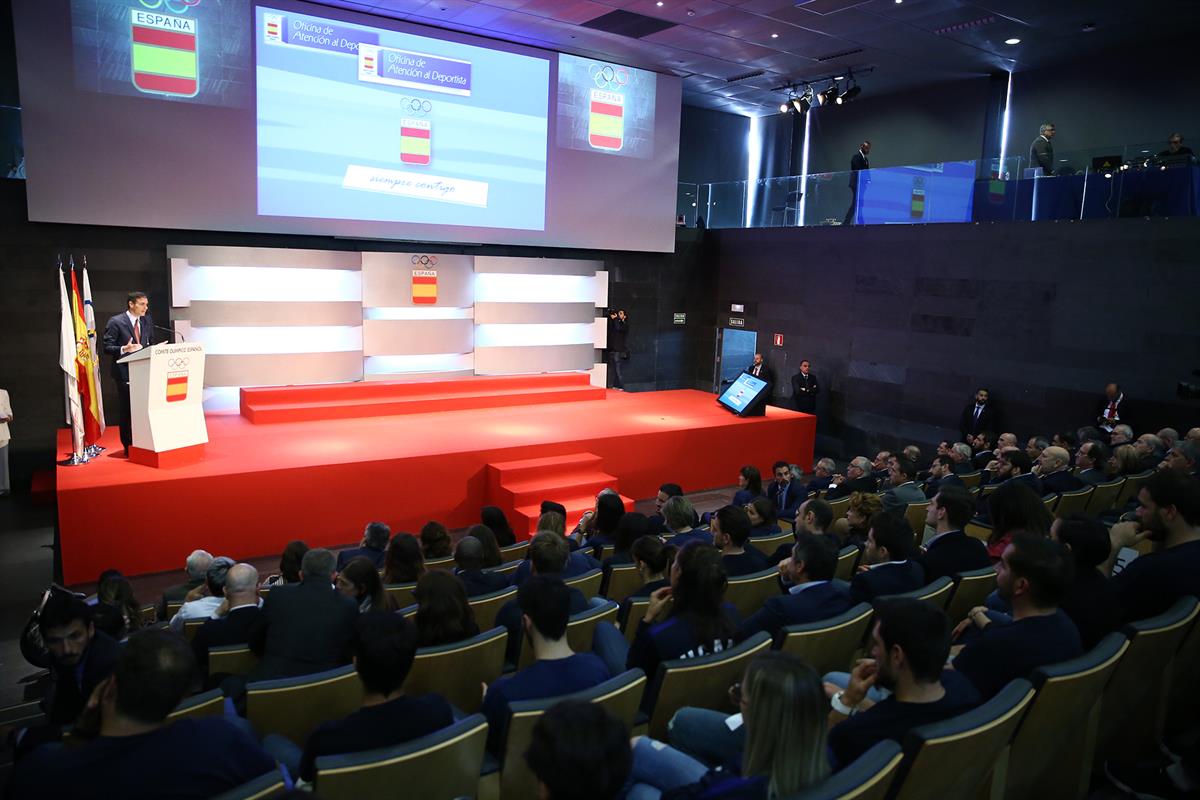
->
[791,740,903,800]
[980,483,999,499]
[1097,596,1199,763]
[500,670,646,800]
[404,626,508,714]
[469,586,518,631]
[827,496,851,520]
[603,565,644,603]
[647,631,772,739]
[518,601,619,670]
[167,687,225,721]
[247,664,364,745]
[944,568,997,625]
[959,471,983,490]
[210,770,288,800]
[891,679,1035,800]
[563,568,604,599]
[499,541,531,561]
[835,545,862,582]
[183,618,207,641]
[778,603,874,676]
[963,520,992,542]
[138,603,158,625]
[1168,598,1200,735]
[1041,494,1058,513]
[904,502,930,539]
[209,644,260,677]
[165,601,184,620]
[1053,486,1094,518]
[724,568,782,618]
[1114,470,1154,508]
[384,582,416,610]
[623,599,651,642]
[424,556,456,571]
[315,714,488,800]
[1084,478,1124,515]
[1005,633,1129,800]
[876,576,955,609]
[748,531,793,557]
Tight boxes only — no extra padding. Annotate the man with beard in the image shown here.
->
[826,598,980,769]
[1107,471,1200,623]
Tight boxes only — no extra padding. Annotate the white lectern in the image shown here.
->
[117,342,209,468]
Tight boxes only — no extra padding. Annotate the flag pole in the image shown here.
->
[81,255,106,457]
[60,258,87,465]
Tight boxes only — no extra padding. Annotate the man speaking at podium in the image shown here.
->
[102,291,155,457]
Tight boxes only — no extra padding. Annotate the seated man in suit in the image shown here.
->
[336,521,390,571]
[247,548,359,681]
[766,461,803,523]
[918,487,991,583]
[826,457,878,501]
[1162,441,1199,477]
[8,630,275,800]
[158,549,212,621]
[482,577,610,754]
[263,613,454,787]
[168,556,235,633]
[849,512,925,604]
[949,443,976,475]
[1075,440,1110,485]
[711,505,770,577]
[923,455,965,499]
[738,533,852,640]
[1036,446,1085,495]
[191,563,263,677]
[496,533,590,665]
[453,535,511,597]
[805,458,837,496]
[969,432,997,469]
[870,451,892,484]
[35,592,123,731]
[1133,434,1166,473]
[881,457,925,513]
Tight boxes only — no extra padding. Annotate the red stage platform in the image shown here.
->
[56,385,814,585]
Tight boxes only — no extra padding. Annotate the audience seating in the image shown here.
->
[1041,494,1059,514]
[182,618,206,641]
[384,582,416,609]
[724,568,783,618]
[980,484,999,499]
[469,586,518,631]
[622,599,651,642]
[315,714,489,800]
[1167,595,1200,736]
[562,567,603,599]
[779,518,794,534]
[594,544,616,561]
[1095,596,1199,766]
[777,602,874,676]
[827,496,851,520]
[138,603,157,624]
[165,601,184,619]
[835,545,862,581]
[964,520,992,542]
[748,531,793,557]
[889,678,1035,800]
[791,740,903,800]
[903,502,930,539]
[517,600,618,670]
[877,576,955,610]
[167,687,224,721]
[1084,478,1125,515]
[483,560,522,578]
[425,556,456,571]
[404,627,508,714]
[958,471,983,490]
[601,564,643,603]
[1004,633,1129,800]
[208,644,260,677]
[645,631,772,739]
[498,541,530,561]
[1113,470,1154,508]
[944,567,998,625]
[210,769,288,800]
[246,664,363,746]
[1053,486,1094,518]
[488,670,646,800]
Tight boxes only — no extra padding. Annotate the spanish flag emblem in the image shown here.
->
[166,371,189,403]
[412,269,437,305]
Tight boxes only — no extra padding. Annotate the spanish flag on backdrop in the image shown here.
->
[412,269,437,305]
[69,269,102,446]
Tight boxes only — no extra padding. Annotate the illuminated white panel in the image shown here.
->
[190,326,363,355]
[593,317,607,348]
[594,270,609,308]
[185,266,361,302]
[475,323,595,348]
[364,306,474,320]
[474,273,595,303]
[365,353,475,374]
[201,386,241,412]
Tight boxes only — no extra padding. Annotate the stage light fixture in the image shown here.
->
[780,102,790,113]
[791,97,807,113]
[841,84,862,103]
[1005,37,1021,45]
[820,84,839,105]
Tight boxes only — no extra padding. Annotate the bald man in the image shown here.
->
[1037,446,1085,495]
[454,536,510,597]
[191,563,262,677]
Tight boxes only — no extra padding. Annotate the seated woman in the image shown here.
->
[92,571,145,640]
[834,491,882,548]
[732,465,765,507]
[985,481,1053,563]
[1108,444,1143,478]
[419,521,453,561]
[745,497,781,538]
[262,540,308,588]
[584,493,626,555]
[337,556,395,613]
[465,524,504,568]
[413,570,480,647]
[617,535,676,628]
[382,533,426,585]
[624,651,828,799]
[481,506,517,547]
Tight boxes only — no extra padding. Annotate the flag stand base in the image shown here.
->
[129,443,205,469]
[60,453,91,466]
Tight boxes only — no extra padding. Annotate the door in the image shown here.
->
[716,328,757,390]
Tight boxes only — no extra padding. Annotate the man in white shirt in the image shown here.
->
[169,556,235,633]
[0,388,11,496]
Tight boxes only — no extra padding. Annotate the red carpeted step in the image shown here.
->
[498,470,623,507]
[485,452,635,538]
[486,452,603,490]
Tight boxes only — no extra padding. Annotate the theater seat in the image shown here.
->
[827,496,851,520]
[167,687,224,722]
[777,602,874,677]
[1113,470,1154,508]
[747,531,792,557]
[876,575,955,609]
[903,502,930,539]
[958,471,983,490]
[404,626,508,714]
[563,567,603,599]
[601,564,643,603]
[209,769,288,800]
[424,556,456,571]
[1084,478,1124,515]
[499,541,531,562]
[315,714,488,800]
[208,644,259,678]
[1053,486,1094,518]
[182,618,207,641]
[943,567,997,625]
[1167,595,1200,736]
[835,545,862,581]
[622,599,651,643]
[246,664,363,746]
[469,586,518,631]
[725,568,783,618]
[789,740,903,800]
[384,582,417,610]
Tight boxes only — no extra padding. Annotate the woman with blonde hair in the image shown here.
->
[1108,443,1142,477]
[836,491,884,547]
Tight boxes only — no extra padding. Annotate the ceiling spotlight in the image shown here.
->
[1005,37,1021,44]
[894,0,903,4]
[819,84,839,105]
[656,1,663,5]
[780,102,790,113]
[791,97,808,113]
[840,84,862,103]
[833,75,845,81]
[771,33,779,38]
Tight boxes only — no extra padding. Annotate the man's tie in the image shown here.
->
[973,405,981,424]
[133,318,141,344]
[779,483,787,508]
[1106,401,1117,420]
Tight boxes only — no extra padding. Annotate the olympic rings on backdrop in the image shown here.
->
[168,358,189,368]
[588,63,629,90]
[397,97,433,116]
[139,0,203,13]
[411,255,439,266]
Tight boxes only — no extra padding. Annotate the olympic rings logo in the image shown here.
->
[398,97,433,116]
[168,358,189,368]
[138,0,203,14]
[411,255,439,266]
[589,63,629,90]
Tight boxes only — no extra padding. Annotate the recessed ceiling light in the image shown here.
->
[656,1,664,5]
[833,75,844,80]
[1005,37,1021,45]
[894,0,903,4]
[771,33,778,38]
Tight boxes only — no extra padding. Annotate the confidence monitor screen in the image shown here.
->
[14,0,682,252]
[718,372,769,416]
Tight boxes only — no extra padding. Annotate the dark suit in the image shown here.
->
[1009,472,1044,496]
[456,568,511,598]
[193,605,263,673]
[1078,468,1108,486]
[844,149,869,224]
[248,576,358,681]
[737,581,853,641]
[1094,394,1134,432]
[791,371,819,414]
[102,311,156,448]
[826,475,878,501]
[959,402,997,442]
[46,631,122,726]
[881,482,925,513]
[1030,135,1054,175]
[336,545,386,572]
[1040,469,1085,495]
[923,473,965,499]
[746,362,774,392]
[849,560,925,605]
[767,480,803,522]
[918,531,990,584]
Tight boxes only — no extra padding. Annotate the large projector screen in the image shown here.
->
[14,0,682,252]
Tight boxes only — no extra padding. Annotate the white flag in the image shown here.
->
[81,266,106,435]
[59,268,84,456]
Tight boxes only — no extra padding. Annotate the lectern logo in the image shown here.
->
[412,269,438,305]
[166,370,189,403]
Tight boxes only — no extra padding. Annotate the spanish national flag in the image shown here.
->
[412,269,437,305]
[166,371,189,403]
[69,270,102,445]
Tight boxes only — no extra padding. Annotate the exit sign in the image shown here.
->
[773,333,784,347]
